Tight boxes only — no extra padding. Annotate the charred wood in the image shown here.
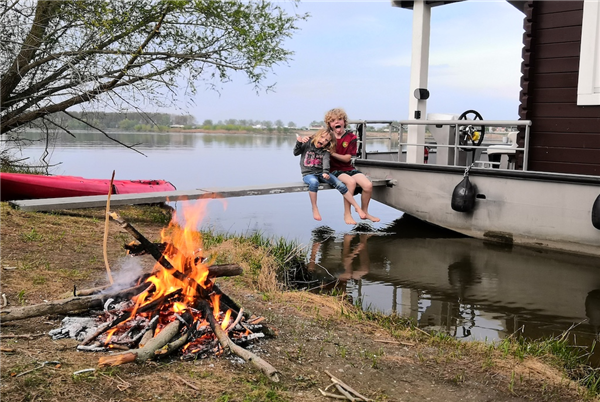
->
[199,300,279,382]
[80,288,182,346]
[98,320,181,367]
[0,283,152,323]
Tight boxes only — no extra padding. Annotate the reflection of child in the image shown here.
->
[294,129,366,221]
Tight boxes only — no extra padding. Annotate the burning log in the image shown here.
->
[59,264,242,299]
[0,263,243,323]
[79,288,183,346]
[0,283,151,323]
[98,320,182,367]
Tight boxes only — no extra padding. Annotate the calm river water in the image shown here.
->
[13,131,600,354]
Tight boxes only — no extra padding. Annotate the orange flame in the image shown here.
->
[221,309,232,330]
[105,327,119,344]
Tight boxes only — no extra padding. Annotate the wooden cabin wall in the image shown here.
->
[519,1,600,175]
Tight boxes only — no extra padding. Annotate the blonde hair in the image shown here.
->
[311,129,335,152]
[324,108,348,129]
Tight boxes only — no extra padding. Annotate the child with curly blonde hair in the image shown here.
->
[326,108,380,224]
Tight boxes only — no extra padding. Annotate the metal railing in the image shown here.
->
[349,119,532,171]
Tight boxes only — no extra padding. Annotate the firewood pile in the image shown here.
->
[0,211,280,382]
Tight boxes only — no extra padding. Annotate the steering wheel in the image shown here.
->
[458,110,485,152]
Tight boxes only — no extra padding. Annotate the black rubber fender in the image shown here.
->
[451,176,476,213]
[592,194,600,230]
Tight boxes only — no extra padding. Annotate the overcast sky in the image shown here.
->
[167,1,524,127]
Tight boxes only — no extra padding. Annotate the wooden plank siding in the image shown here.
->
[519,1,600,175]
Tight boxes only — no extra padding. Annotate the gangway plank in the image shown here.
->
[8,179,393,212]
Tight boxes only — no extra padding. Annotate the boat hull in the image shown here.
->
[0,173,176,201]
[355,159,600,256]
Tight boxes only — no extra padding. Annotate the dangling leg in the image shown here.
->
[336,173,357,224]
[342,191,366,220]
[303,174,322,221]
[328,174,367,222]
[354,173,380,222]
[309,191,321,221]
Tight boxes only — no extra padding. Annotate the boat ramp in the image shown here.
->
[7,179,394,212]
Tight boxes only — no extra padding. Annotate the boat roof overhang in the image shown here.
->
[392,0,526,14]
[391,1,464,10]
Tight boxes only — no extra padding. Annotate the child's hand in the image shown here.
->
[296,134,310,143]
[323,173,330,180]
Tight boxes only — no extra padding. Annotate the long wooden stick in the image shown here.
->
[325,370,372,401]
[103,170,116,285]
[0,283,150,323]
[200,300,279,382]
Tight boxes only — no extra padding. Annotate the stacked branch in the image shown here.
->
[319,371,373,401]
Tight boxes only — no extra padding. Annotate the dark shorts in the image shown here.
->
[331,169,362,178]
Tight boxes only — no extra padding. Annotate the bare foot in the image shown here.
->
[344,213,357,225]
[313,208,322,221]
[365,213,380,222]
[355,207,367,220]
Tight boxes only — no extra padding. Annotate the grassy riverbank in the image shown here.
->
[1,203,598,401]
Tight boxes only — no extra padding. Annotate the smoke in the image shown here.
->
[107,257,146,291]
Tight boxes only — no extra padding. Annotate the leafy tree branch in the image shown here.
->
[0,0,306,163]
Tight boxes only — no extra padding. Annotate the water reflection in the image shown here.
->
[19,130,298,150]
[586,290,600,341]
[307,229,373,298]
[308,215,600,351]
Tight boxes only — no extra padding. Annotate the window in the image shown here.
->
[578,0,600,105]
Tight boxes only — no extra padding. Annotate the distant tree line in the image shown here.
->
[199,118,300,133]
[47,112,302,133]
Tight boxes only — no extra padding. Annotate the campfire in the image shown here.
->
[4,203,279,381]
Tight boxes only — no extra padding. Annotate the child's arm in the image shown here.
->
[293,140,305,156]
[330,151,352,163]
[322,152,331,179]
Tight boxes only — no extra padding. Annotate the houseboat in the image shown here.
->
[353,1,600,256]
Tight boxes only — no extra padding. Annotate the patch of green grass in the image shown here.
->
[21,228,44,242]
[199,227,306,285]
[1,165,46,174]
[58,268,90,280]
[504,332,600,397]
[32,275,46,285]
[23,374,48,387]
[17,289,26,305]
[240,377,288,402]
[47,230,66,242]
[99,367,121,377]
[71,371,97,383]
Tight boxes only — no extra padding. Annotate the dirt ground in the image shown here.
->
[0,203,593,402]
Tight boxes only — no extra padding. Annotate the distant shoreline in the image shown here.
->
[171,129,387,137]
[172,128,306,135]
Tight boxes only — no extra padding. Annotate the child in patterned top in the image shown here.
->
[294,129,366,222]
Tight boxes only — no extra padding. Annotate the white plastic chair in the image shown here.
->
[487,132,518,169]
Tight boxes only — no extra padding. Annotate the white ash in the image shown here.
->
[77,344,107,352]
[48,316,102,341]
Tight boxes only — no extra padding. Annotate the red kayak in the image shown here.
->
[0,173,176,201]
